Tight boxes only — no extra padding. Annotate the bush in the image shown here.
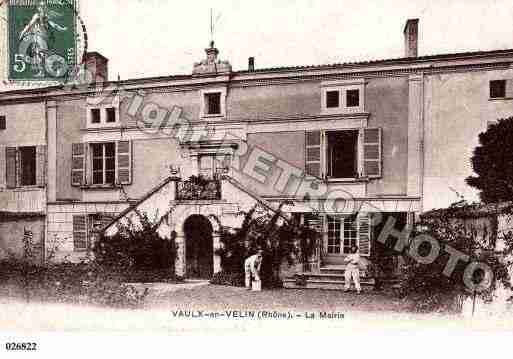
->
[93,212,177,278]
[396,213,511,313]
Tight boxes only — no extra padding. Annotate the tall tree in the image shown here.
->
[466,117,513,203]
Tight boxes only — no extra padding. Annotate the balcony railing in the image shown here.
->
[175,177,222,201]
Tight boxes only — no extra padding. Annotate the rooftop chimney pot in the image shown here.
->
[85,51,109,83]
[404,18,419,58]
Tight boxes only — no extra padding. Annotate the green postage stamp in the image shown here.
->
[8,0,78,81]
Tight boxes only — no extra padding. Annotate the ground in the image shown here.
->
[1,282,512,332]
[145,283,411,312]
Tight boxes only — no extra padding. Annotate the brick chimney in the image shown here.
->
[85,52,109,83]
[404,19,419,58]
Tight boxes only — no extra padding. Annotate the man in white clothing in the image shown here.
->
[344,245,361,293]
[244,249,263,290]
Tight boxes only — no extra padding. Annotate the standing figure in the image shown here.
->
[244,249,263,290]
[18,1,67,77]
[344,245,361,294]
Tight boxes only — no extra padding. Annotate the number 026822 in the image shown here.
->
[5,342,37,351]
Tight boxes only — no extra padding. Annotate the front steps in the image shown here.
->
[283,265,375,291]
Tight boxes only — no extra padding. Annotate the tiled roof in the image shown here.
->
[2,48,513,97]
[233,48,513,75]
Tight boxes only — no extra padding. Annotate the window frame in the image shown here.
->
[89,142,116,186]
[490,80,507,99]
[326,215,359,255]
[86,96,120,128]
[90,108,101,124]
[200,87,227,118]
[106,107,117,123]
[321,79,366,114]
[326,90,340,108]
[18,146,37,187]
[0,115,6,130]
[325,129,359,180]
[346,89,360,107]
[313,128,364,181]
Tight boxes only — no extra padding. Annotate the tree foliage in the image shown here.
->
[93,212,177,279]
[211,203,319,288]
[399,212,512,313]
[467,117,513,203]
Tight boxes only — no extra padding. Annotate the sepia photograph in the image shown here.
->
[0,0,512,355]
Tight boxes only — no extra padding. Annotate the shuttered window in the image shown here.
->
[4,146,45,188]
[36,145,46,187]
[0,145,5,189]
[6,147,17,189]
[71,143,86,186]
[363,128,382,178]
[73,215,88,251]
[305,131,322,178]
[358,215,371,257]
[117,140,132,185]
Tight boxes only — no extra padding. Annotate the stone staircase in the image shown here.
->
[283,265,375,291]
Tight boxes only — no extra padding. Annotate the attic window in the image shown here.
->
[205,92,221,115]
[346,89,360,107]
[490,80,506,99]
[91,108,101,124]
[106,107,116,123]
[326,90,340,108]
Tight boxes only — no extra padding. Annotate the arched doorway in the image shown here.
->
[183,215,214,279]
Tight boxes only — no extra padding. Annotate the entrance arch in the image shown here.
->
[183,214,214,279]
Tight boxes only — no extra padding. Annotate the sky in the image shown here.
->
[75,0,513,80]
[4,0,513,81]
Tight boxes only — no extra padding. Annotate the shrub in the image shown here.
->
[397,213,511,313]
[93,212,177,278]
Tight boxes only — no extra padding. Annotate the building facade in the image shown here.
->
[2,19,513,284]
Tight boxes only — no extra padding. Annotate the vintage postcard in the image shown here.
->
[0,0,512,356]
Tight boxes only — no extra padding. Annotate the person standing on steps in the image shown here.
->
[244,249,263,290]
[343,245,361,294]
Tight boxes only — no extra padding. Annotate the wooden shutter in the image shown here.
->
[358,215,371,257]
[363,128,382,178]
[0,145,5,189]
[6,147,17,189]
[305,131,322,178]
[73,215,88,251]
[36,145,46,187]
[117,140,132,185]
[71,143,86,186]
